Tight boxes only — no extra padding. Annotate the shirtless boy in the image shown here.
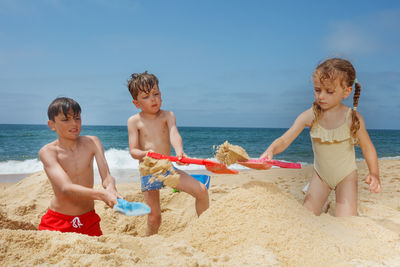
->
[127,72,209,236]
[38,97,121,236]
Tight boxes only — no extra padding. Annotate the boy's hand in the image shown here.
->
[365,173,382,193]
[145,150,154,157]
[100,189,119,207]
[102,184,123,207]
[176,151,189,165]
[141,150,154,160]
[106,184,123,199]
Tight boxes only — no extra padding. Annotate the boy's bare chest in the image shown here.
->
[138,120,169,140]
[57,150,94,179]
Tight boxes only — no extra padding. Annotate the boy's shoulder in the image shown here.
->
[158,109,174,118]
[156,109,175,119]
[127,112,141,122]
[79,135,101,145]
[39,140,58,158]
[127,113,141,128]
[163,109,174,115]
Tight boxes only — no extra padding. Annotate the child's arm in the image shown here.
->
[356,113,381,193]
[90,136,122,201]
[260,109,312,160]
[166,111,185,158]
[39,146,118,207]
[127,116,149,160]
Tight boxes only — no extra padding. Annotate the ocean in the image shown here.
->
[0,124,399,182]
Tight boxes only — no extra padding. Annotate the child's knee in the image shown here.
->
[196,184,209,200]
[303,194,322,215]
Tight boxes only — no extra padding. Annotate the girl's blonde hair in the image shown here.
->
[312,58,361,142]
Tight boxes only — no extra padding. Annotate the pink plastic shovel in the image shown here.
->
[238,158,301,170]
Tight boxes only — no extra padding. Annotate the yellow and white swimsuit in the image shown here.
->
[310,109,357,189]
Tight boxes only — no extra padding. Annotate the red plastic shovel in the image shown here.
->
[147,152,238,174]
[238,158,301,170]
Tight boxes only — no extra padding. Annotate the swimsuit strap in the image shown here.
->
[345,108,352,123]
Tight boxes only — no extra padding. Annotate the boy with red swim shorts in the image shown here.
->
[38,97,122,236]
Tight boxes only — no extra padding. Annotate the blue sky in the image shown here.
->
[0,0,399,129]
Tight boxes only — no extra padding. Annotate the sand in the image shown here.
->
[215,141,250,165]
[1,159,400,266]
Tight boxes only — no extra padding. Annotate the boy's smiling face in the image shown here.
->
[48,109,82,140]
[133,85,162,114]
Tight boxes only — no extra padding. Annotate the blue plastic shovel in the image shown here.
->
[113,198,151,216]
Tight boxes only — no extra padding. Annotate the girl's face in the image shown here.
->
[313,77,352,110]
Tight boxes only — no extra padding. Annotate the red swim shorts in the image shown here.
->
[39,209,103,236]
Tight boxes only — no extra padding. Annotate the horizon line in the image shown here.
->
[0,123,399,131]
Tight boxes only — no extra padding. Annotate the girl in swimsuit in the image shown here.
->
[260,58,381,217]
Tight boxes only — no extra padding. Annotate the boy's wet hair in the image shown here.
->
[127,71,159,100]
[312,58,361,143]
[47,97,81,121]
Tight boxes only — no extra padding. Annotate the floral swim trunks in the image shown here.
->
[141,169,177,192]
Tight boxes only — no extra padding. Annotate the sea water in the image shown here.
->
[0,124,399,181]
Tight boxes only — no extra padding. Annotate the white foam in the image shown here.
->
[1,148,396,175]
[0,159,43,174]
[378,156,400,160]
[102,148,138,169]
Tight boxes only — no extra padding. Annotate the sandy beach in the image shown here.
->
[1,159,400,266]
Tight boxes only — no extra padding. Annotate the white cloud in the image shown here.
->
[324,24,379,54]
[323,9,400,55]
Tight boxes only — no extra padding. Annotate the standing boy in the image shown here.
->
[127,72,209,236]
[39,97,121,236]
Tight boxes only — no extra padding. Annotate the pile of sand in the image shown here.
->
[1,160,400,266]
[215,141,250,165]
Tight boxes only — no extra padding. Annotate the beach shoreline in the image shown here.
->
[0,168,214,185]
[1,159,400,266]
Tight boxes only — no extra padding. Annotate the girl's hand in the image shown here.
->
[260,149,273,160]
[365,173,382,193]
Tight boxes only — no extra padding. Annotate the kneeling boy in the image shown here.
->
[38,97,121,236]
